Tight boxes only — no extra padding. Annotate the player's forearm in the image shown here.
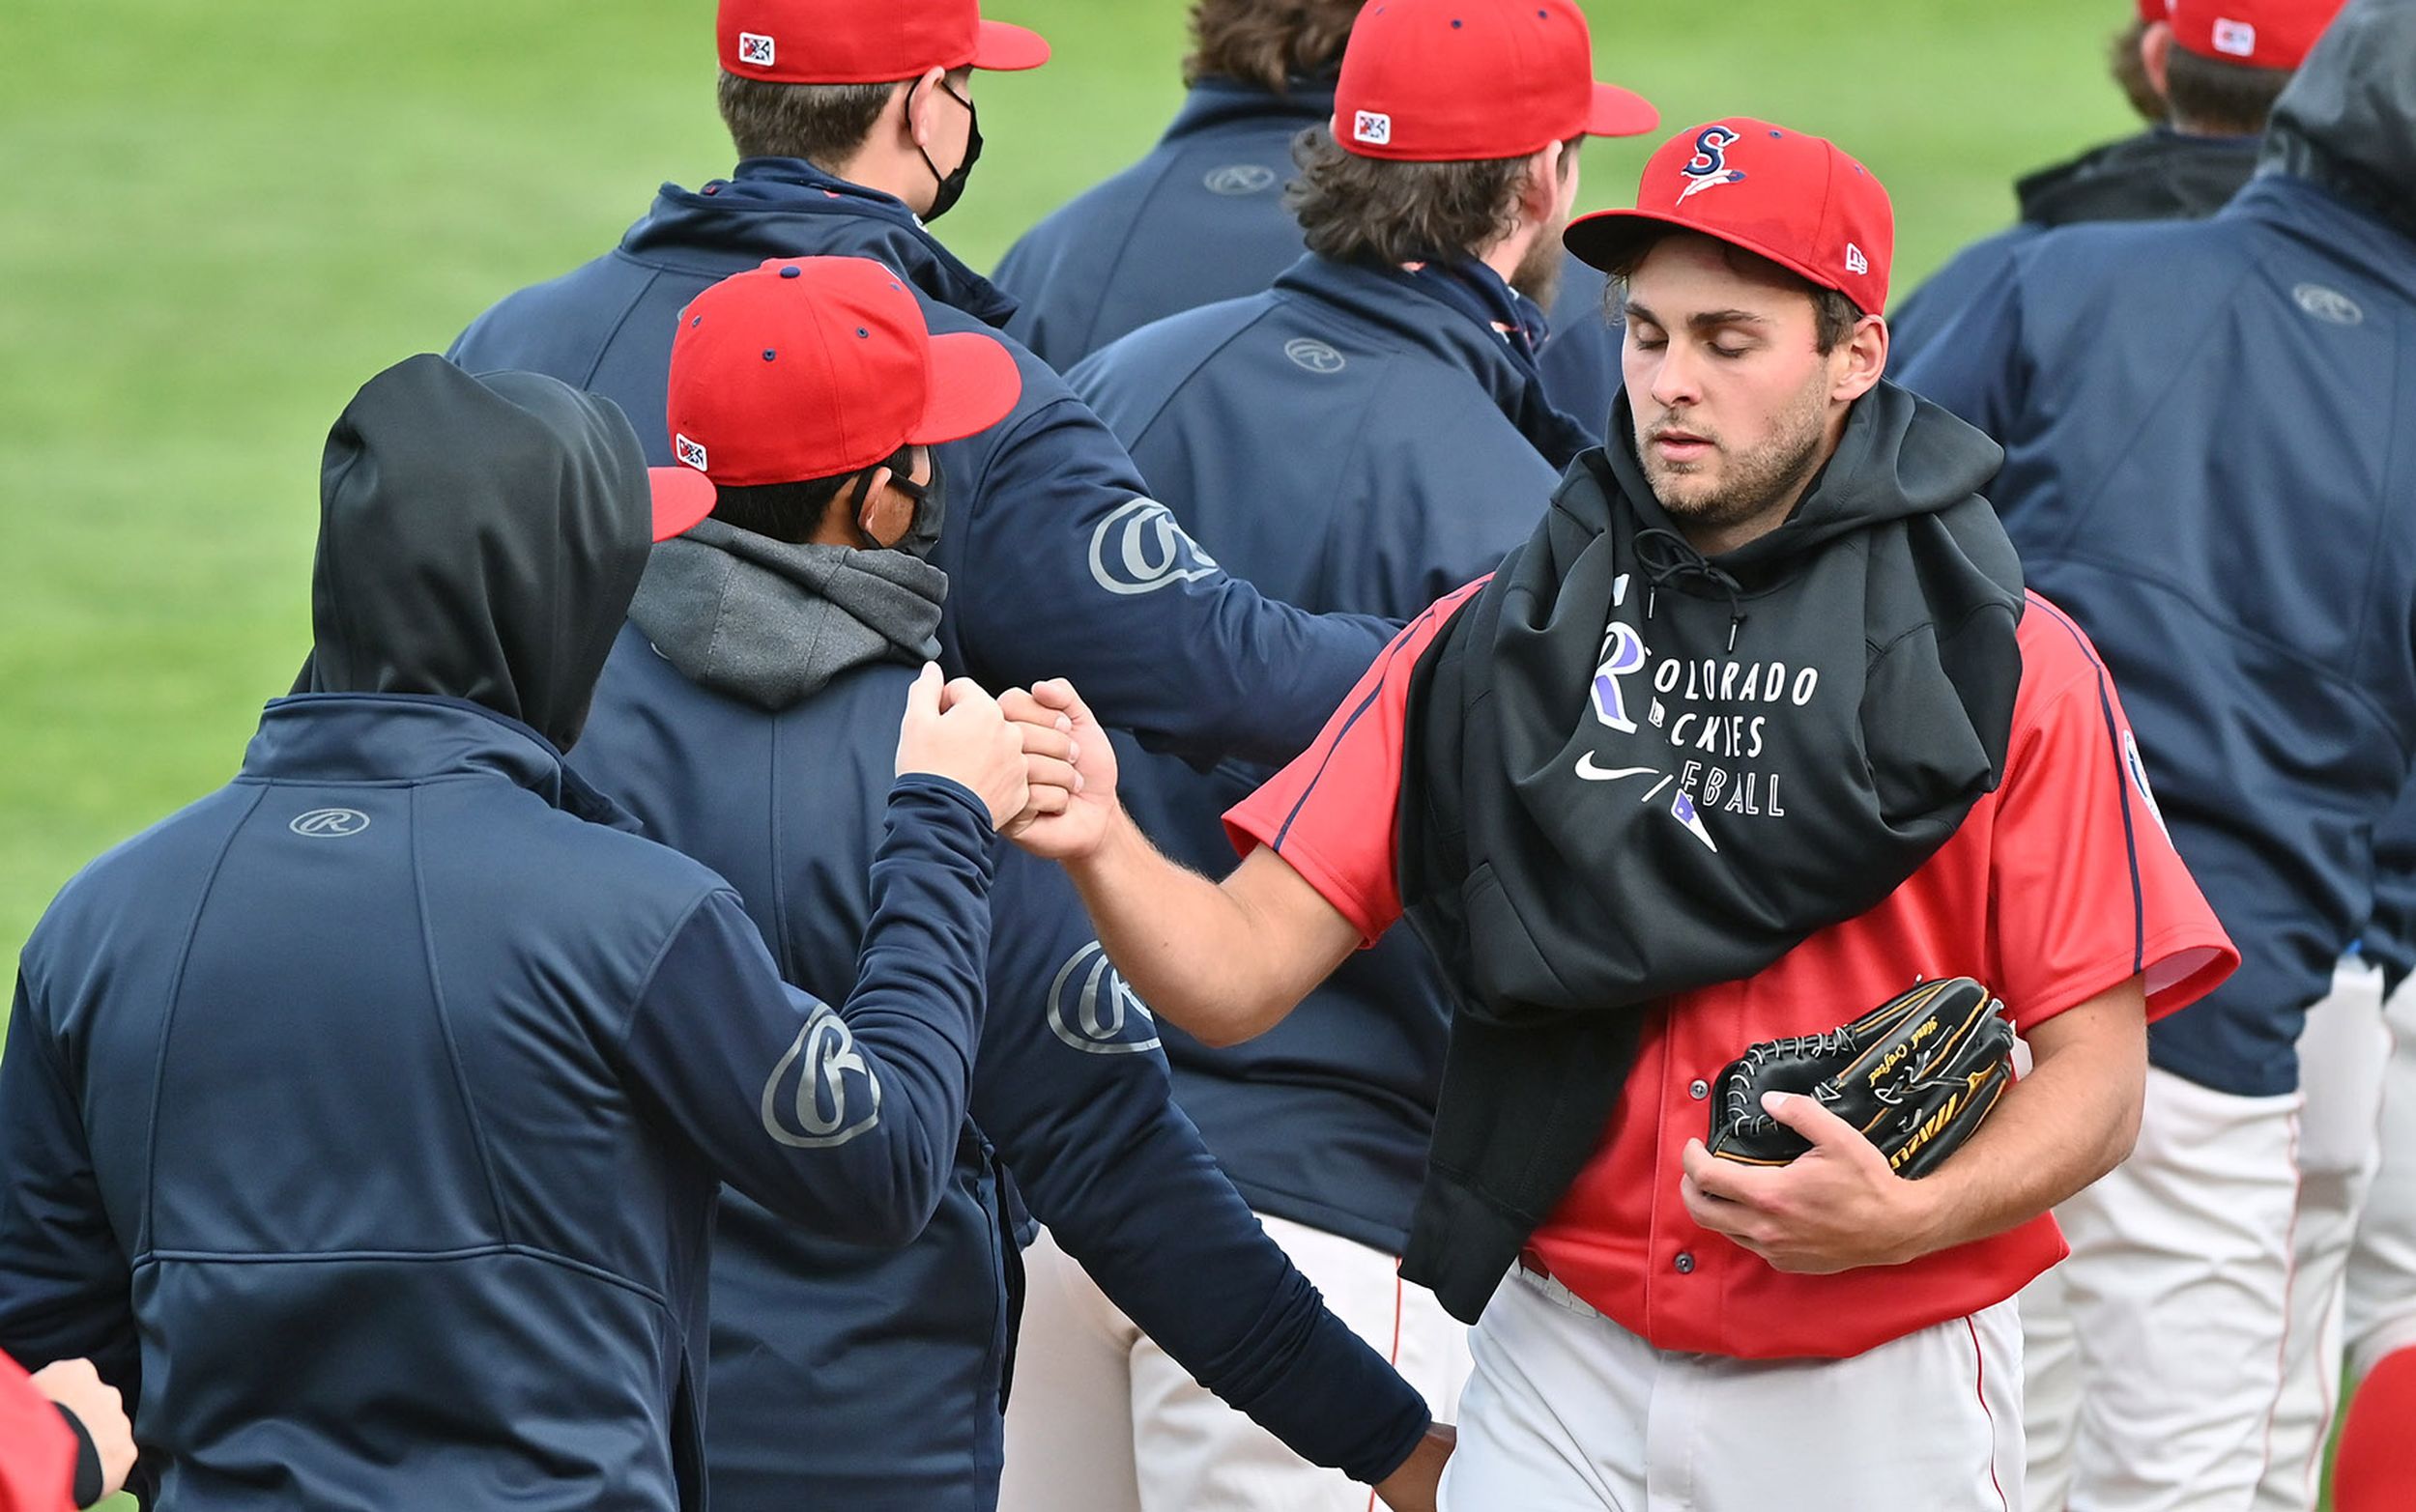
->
[1901,985,2147,1259]
[1062,808,1297,1046]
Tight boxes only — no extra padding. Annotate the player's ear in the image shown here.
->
[904,67,949,151]
[1831,314,1887,406]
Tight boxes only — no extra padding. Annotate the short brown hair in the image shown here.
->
[2164,46,2293,136]
[2107,18,2167,123]
[1286,126,1551,266]
[1183,0,1362,93]
[1596,229,1865,356]
[717,71,899,168]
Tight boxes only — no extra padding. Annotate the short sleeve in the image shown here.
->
[1989,596,2239,1030]
[1224,579,1487,946]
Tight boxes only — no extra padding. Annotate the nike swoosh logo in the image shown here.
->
[1574,756,1659,783]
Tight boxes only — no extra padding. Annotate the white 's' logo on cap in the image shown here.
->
[2212,17,2257,55]
[1353,110,1393,147]
[675,434,708,472]
[738,31,777,66]
[1845,242,1870,276]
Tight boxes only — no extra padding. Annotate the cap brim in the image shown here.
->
[647,466,718,542]
[968,18,1050,71]
[912,330,1024,445]
[1562,206,1832,299]
[1585,83,1660,139]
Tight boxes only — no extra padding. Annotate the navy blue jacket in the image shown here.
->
[1066,254,1570,1250]
[0,696,994,1510]
[1891,128,2261,363]
[448,159,1388,768]
[573,632,1431,1510]
[1895,173,2416,1097]
[994,79,1622,439]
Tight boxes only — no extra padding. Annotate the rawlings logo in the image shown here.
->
[1677,125,1745,205]
[760,1007,880,1148]
[1046,943,1160,1056]
[1087,498,1220,596]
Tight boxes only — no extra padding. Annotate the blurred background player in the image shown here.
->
[570,255,1451,1512]
[1007,118,2235,1510]
[448,0,1391,778]
[998,5,1650,1507]
[0,1355,132,1512]
[993,0,1642,434]
[1892,0,2335,356]
[1896,2,2415,1505]
[0,356,1026,1510]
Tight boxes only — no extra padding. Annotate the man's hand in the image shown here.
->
[1680,1091,1941,1274]
[32,1357,135,1502]
[893,664,1036,831]
[999,677,1120,861]
[1372,1420,1455,1512]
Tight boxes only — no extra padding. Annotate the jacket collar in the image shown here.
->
[240,694,640,830]
[1271,254,1596,467]
[1162,76,1337,141]
[624,157,1019,329]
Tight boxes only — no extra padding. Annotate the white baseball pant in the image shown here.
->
[1439,1260,2023,1511]
[2344,973,2416,1383]
[995,1212,1469,1512]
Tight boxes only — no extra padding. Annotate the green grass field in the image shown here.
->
[0,0,2143,975]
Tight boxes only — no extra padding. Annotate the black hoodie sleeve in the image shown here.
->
[616,776,995,1247]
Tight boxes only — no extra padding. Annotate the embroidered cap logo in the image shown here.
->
[1677,124,1745,205]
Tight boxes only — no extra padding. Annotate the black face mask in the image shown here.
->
[851,455,946,558]
[909,74,982,222]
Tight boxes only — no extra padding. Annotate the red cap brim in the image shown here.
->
[1563,207,1837,301]
[912,330,1023,445]
[648,466,718,542]
[969,18,1050,71]
[1585,83,1661,139]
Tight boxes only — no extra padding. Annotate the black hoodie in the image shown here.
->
[298,354,654,752]
[1395,382,2025,1320]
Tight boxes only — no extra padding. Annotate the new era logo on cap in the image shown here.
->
[736,30,776,65]
[2211,16,2258,52]
[1353,110,1393,147]
[675,434,709,472]
[1845,242,1870,276]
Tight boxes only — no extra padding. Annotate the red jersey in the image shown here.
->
[1225,584,2238,1359]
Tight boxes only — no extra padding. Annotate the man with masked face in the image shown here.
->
[570,255,1452,1512]
[447,0,1391,777]
[0,356,1034,1510]
[998,6,1652,1508]
[1003,121,2238,1508]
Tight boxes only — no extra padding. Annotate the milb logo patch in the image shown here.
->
[737,31,776,67]
[2211,17,2257,56]
[674,433,708,472]
[1353,110,1393,147]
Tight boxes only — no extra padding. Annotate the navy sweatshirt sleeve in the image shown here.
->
[618,776,995,1248]
[0,980,143,1422]
[1891,254,2032,442]
[975,888,1431,1485]
[947,388,1395,769]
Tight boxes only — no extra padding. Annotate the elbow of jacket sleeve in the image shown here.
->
[807,1126,958,1249]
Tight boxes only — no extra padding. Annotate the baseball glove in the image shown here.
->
[1705,976,2015,1178]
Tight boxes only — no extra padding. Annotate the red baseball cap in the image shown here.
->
[664,256,1022,503]
[1563,119,1895,315]
[1333,0,1657,162]
[2168,0,2344,67]
[717,0,1049,86]
[2138,0,2172,24]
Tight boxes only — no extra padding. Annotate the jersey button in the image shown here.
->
[1688,1078,1710,1099]
[1674,1251,1696,1274]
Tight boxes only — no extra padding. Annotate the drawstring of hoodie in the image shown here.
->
[1633,527,1750,652]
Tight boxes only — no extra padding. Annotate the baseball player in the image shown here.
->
[1896,3,2416,1505]
[992,0,1632,434]
[447,0,1391,777]
[2335,954,2416,1509]
[1893,0,2344,357]
[568,255,1452,1511]
[0,1355,131,1511]
[998,5,1651,1507]
[0,356,1027,1509]
[1004,119,2238,1509]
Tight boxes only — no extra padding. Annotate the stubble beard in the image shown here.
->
[1636,373,1832,541]
[1510,209,1569,312]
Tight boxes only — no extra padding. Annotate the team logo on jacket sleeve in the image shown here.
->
[2122,730,2171,839]
[1047,942,1160,1055]
[1088,498,1222,595]
[760,1005,882,1148]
